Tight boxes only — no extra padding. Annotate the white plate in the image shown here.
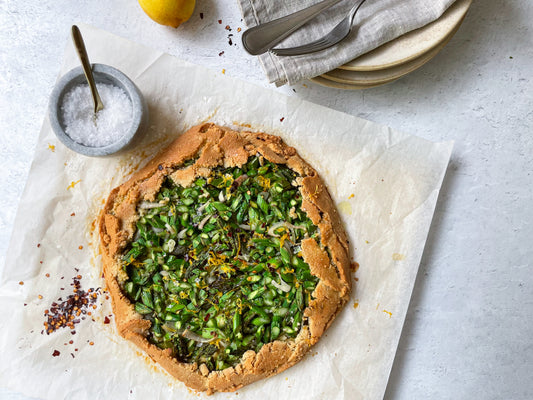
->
[311,3,468,90]
[341,0,472,71]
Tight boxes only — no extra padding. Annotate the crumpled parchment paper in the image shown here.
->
[0,24,453,400]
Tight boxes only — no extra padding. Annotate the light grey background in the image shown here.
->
[0,0,532,399]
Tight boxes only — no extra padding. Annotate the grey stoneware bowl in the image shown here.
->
[49,63,148,157]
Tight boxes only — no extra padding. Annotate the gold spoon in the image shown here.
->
[71,25,104,114]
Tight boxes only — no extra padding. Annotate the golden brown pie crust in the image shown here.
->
[99,123,352,394]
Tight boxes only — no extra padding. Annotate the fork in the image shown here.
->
[271,0,367,57]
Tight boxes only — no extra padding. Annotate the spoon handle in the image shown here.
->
[71,25,104,114]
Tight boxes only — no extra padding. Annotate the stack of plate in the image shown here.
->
[311,0,472,89]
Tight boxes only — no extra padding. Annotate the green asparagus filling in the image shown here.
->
[121,156,319,371]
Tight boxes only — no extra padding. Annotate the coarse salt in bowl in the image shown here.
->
[49,64,148,157]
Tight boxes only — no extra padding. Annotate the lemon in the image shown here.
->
[138,0,196,28]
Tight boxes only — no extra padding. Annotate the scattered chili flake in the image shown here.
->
[52,350,60,357]
[89,341,94,346]
[19,281,24,285]
[37,243,41,248]
[222,69,226,74]
[104,316,110,324]
[48,144,56,152]
[218,19,222,24]
[40,261,43,264]
[225,25,231,31]
[280,117,285,122]
[78,245,83,250]
[42,276,101,335]
[219,51,224,56]
[237,27,241,32]
[69,340,74,344]
[38,295,43,300]
[71,212,76,216]
[200,12,204,19]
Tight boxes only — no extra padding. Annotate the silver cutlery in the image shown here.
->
[271,0,367,56]
[242,0,342,56]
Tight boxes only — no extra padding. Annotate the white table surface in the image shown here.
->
[1,1,532,399]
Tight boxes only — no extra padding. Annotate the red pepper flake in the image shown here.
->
[225,25,231,31]
[200,12,204,19]
[280,117,285,122]
[52,350,60,357]
[70,212,75,216]
[37,243,41,248]
[219,51,224,56]
[19,281,24,285]
[40,261,43,264]
[104,316,110,324]
[78,245,83,250]
[237,27,241,32]
[89,341,94,346]
[38,295,43,300]
[42,276,100,335]
[218,19,222,24]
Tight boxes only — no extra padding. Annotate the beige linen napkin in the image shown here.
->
[237,0,457,85]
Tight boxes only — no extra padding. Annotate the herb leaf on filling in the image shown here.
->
[121,156,319,371]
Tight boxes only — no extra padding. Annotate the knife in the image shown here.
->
[242,0,342,56]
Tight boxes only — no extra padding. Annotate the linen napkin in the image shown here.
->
[237,0,457,85]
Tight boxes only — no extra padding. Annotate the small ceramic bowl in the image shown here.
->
[49,63,148,157]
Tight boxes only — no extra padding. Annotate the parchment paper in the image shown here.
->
[0,24,452,400]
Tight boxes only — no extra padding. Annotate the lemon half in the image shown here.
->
[138,0,196,28]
